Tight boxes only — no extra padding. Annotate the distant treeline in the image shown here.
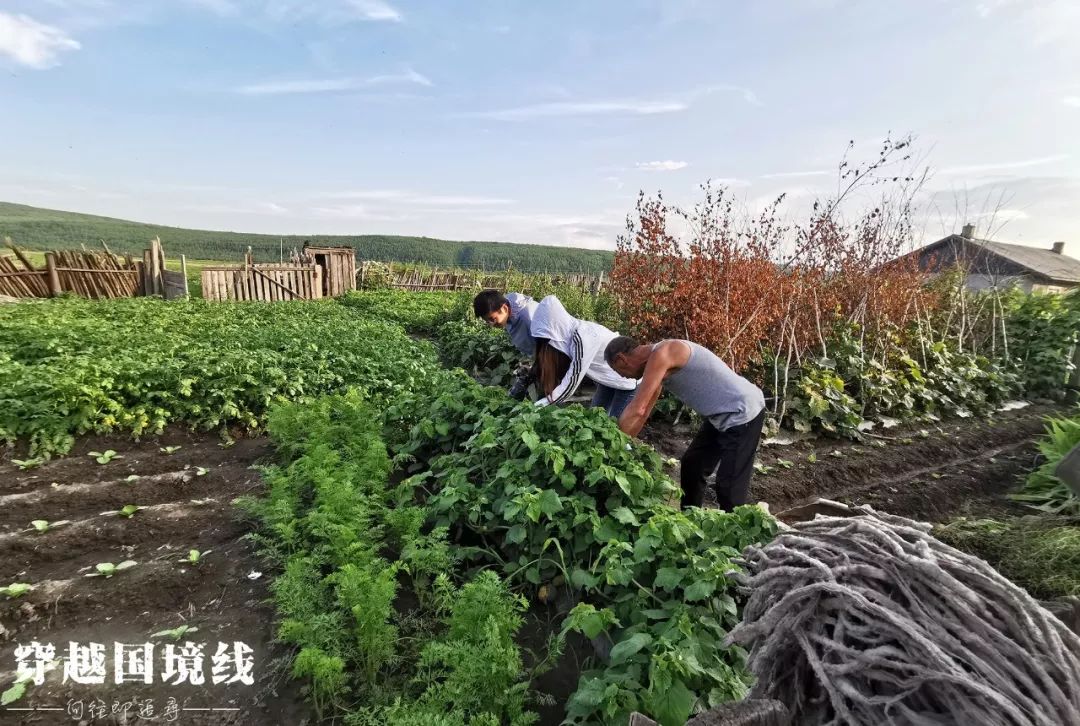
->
[0,201,614,274]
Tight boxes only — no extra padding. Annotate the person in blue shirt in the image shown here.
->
[473,289,539,399]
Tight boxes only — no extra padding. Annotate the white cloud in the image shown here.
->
[236,68,430,95]
[760,169,831,179]
[0,12,80,69]
[636,160,689,172]
[346,0,402,22]
[464,99,687,121]
[1064,96,1080,108]
[939,154,1070,176]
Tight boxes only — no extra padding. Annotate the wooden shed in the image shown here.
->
[304,245,356,297]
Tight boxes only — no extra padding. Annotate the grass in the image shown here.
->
[0,201,613,274]
[935,515,1080,600]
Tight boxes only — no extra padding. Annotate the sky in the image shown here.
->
[0,0,1077,253]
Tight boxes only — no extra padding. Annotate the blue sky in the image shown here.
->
[1,0,1077,252]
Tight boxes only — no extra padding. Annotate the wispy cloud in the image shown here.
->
[345,0,403,22]
[939,154,1070,175]
[463,99,687,121]
[760,169,831,179]
[0,12,80,69]
[1064,96,1080,108]
[708,177,751,187]
[691,83,762,107]
[236,68,431,95]
[185,200,290,215]
[636,160,689,172]
[974,208,1030,222]
[320,190,515,206]
[189,0,403,24]
[464,82,760,122]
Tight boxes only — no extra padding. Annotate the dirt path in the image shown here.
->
[0,432,310,726]
[641,403,1060,523]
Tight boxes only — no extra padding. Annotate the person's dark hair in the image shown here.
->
[473,289,509,318]
[604,335,639,365]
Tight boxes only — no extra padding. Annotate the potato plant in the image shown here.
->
[0,298,443,458]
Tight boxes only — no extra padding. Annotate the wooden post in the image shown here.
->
[5,237,38,272]
[44,252,62,297]
[180,255,190,298]
[1068,340,1080,405]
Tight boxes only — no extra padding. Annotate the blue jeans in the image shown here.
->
[591,383,636,418]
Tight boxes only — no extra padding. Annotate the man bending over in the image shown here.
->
[605,336,766,511]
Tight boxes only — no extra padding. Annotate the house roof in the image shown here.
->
[930,235,1080,284]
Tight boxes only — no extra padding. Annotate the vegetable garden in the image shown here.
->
[3,141,1080,726]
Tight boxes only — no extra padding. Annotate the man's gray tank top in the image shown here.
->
[658,340,765,431]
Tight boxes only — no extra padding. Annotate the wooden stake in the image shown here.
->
[45,252,61,297]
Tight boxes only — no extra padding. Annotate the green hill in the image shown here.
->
[0,202,614,274]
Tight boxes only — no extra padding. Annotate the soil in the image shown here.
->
[640,403,1061,524]
[0,431,311,726]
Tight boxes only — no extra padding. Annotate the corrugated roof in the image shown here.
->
[931,235,1080,284]
[971,238,1080,283]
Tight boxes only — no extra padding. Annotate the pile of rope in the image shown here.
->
[724,509,1080,726]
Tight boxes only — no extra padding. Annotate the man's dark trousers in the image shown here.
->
[680,409,766,511]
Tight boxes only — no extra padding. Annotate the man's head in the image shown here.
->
[473,289,511,327]
[605,336,650,378]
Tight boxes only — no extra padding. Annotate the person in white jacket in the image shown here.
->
[529,295,638,417]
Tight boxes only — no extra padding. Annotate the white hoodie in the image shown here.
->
[529,295,638,407]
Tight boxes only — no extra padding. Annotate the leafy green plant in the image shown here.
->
[160,445,182,454]
[1,673,34,706]
[30,519,69,533]
[182,549,211,565]
[89,449,121,464]
[435,318,525,388]
[89,561,137,578]
[1,583,33,598]
[1001,288,1080,398]
[0,298,444,458]
[11,457,44,470]
[151,625,199,641]
[116,504,141,518]
[1011,415,1080,515]
[787,360,863,437]
[124,474,140,483]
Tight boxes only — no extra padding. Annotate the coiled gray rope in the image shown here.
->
[724,509,1080,726]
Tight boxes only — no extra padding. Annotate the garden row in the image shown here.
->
[242,368,776,723]
[5,285,1076,465]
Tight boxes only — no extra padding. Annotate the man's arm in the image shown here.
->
[616,341,689,437]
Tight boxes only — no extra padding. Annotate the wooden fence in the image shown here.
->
[361,261,607,294]
[0,237,186,300]
[201,263,323,302]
